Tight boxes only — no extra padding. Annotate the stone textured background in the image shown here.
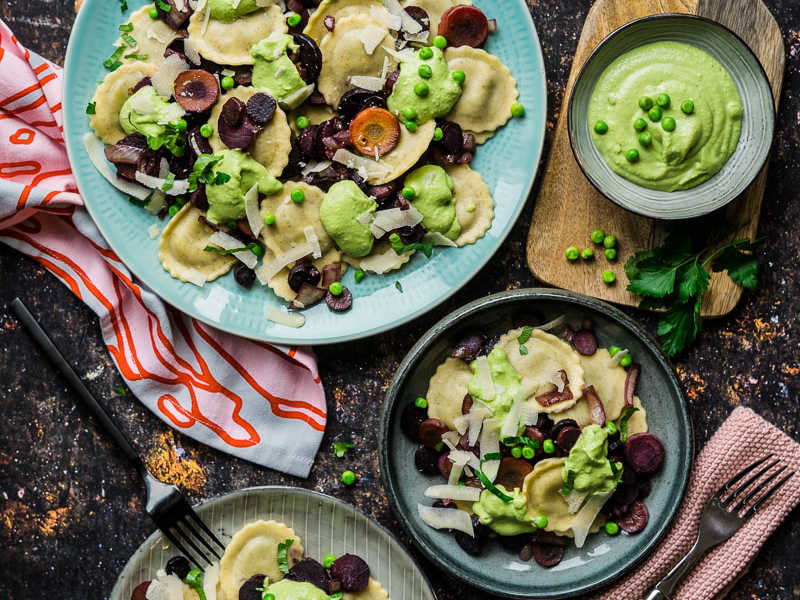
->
[0,0,798,598]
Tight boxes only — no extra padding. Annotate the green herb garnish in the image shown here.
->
[103,45,125,71]
[121,33,136,47]
[561,469,576,496]
[119,23,133,32]
[625,229,762,357]
[124,53,149,60]
[519,344,528,355]
[119,0,129,11]
[114,385,127,395]
[517,325,534,344]
[609,459,623,483]
[128,196,150,208]
[188,153,224,191]
[213,172,231,185]
[184,569,207,600]
[204,242,261,256]
[333,442,354,458]
[161,172,175,192]
[395,281,403,293]
[388,233,434,258]
[277,539,294,574]
[86,101,96,115]
[146,123,186,158]
[501,436,540,449]
[482,452,502,462]
[156,0,171,11]
[619,406,639,442]
[476,468,512,503]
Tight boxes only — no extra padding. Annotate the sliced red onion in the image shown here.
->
[289,282,327,311]
[104,143,145,166]
[624,363,641,408]
[321,263,343,288]
[572,329,598,356]
[582,385,606,426]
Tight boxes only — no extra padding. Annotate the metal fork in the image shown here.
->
[646,454,794,600]
[12,298,226,569]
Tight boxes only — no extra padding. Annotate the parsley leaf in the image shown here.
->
[625,254,679,298]
[119,23,133,32]
[395,281,403,293]
[114,385,127,395]
[119,0,128,11]
[146,123,186,158]
[333,442,354,458]
[619,406,640,443]
[277,539,294,574]
[156,0,171,11]
[389,233,434,258]
[560,470,576,496]
[204,242,260,256]
[161,172,175,192]
[188,153,224,191]
[86,101,96,115]
[676,260,710,304]
[712,243,759,290]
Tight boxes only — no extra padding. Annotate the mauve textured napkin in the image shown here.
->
[593,406,800,599]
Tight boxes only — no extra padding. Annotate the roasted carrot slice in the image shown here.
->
[349,107,400,157]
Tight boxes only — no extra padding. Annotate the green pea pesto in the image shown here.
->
[267,579,331,600]
[387,47,462,125]
[473,485,535,536]
[403,165,460,240]
[466,347,521,420]
[562,424,619,497]
[207,0,262,23]
[319,180,376,258]
[205,149,282,224]
[119,86,175,138]
[251,33,308,108]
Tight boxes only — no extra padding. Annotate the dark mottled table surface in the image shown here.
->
[0,0,798,598]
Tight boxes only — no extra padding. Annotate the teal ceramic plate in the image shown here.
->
[110,486,436,600]
[379,289,692,599]
[568,14,775,220]
[62,1,547,345]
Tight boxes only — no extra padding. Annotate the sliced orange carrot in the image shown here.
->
[349,107,400,157]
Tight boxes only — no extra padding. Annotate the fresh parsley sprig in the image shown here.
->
[333,441,354,458]
[624,230,762,357]
[188,153,230,191]
[389,233,434,258]
[277,539,294,574]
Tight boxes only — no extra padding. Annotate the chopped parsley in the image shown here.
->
[395,281,403,293]
[156,0,171,11]
[333,442,354,458]
[502,436,540,449]
[124,52,149,61]
[277,539,294,574]
[389,233,435,258]
[609,459,623,483]
[204,241,262,256]
[476,453,511,502]
[128,196,150,208]
[119,0,128,11]
[183,569,207,600]
[118,23,133,32]
[121,33,137,47]
[86,101,96,115]
[517,326,534,355]
[560,469,576,496]
[619,406,639,442]
[114,384,127,395]
[188,153,224,191]
[102,45,125,71]
[161,172,175,192]
[146,123,186,157]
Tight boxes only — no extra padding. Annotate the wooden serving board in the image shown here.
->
[526,0,784,317]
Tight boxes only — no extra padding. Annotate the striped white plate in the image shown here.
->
[110,487,436,600]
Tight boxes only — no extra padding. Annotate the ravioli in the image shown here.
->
[523,458,605,537]
[158,204,236,284]
[116,6,176,66]
[208,87,292,177]
[317,14,396,107]
[371,119,436,185]
[554,349,630,426]
[288,104,336,135]
[343,578,390,600]
[467,130,494,145]
[496,328,585,412]
[268,249,345,302]
[218,520,304,600]
[343,240,413,273]
[446,164,493,247]
[401,0,471,42]
[425,357,472,430]
[625,397,648,436]
[260,182,332,257]
[187,4,287,66]
[90,62,158,144]
[304,0,386,44]
[444,46,518,135]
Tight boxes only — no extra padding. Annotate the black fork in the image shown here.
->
[12,298,226,569]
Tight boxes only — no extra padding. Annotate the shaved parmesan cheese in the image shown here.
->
[221,68,236,77]
[479,418,501,482]
[203,562,219,600]
[148,224,161,239]
[303,226,322,259]
[441,430,461,451]
[474,356,495,401]
[201,5,212,36]
[208,231,258,269]
[301,160,332,176]
[281,83,315,110]
[546,370,566,392]
[383,0,422,33]
[425,485,481,502]
[134,171,190,195]
[380,44,415,62]
[189,135,205,157]
[371,205,424,236]
[467,405,490,447]
[332,149,391,180]
[452,414,470,435]
[151,53,189,98]
[358,245,410,274]
[448,461,464,486]
[360,24,389,55]
[522,399,540,426]
[356,209,375,227]
[535,314,566,332]
[83,133,150,200]
[129,86,157,114]
[448,449,481,472]
[423,231,458,247]
[418,504,474,537]
[608,349,629,367]
[183,268,207,287]
[244,184,263,238]
[183,38,202,65]
[564,490,587,515]
[404,30,429,43]
[145,570,184,600]
[571,491,612,548]
[174,0,186,10]
[255,241,316,284]
[381,56,391,80]
[265,306,305,328]
[501,387,529,439]
[146,158,170,214]
[347,75,385,92]
[370,5,402,30]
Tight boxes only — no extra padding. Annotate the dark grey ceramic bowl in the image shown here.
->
[568,14,775,220]
[379,289,692,598]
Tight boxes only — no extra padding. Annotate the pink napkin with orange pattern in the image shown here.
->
[0,20,327,477]
[591,407,800,599]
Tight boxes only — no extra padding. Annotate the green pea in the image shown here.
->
[648,106,662,122]
[533,514,549,529]
[168,204,179,217]
[605,521,620,535]
[638,131,652,147]
[662,116,676,132]
[418,64,433,79]
[656,93,670,108]
[200,123,213,138]
[681,100,695,115]
[608,347,622,358]
[419,46,433,60]
[510,102,525,118]
[605,248,617,261]
[619,354,632,367]
[433,127,444,141]
[287,12,302,27]
[291,188,305,204]
[354,269,365,283]
[633,118,647,132]
[323,554,336,568]
[263,212,276,226]
[522,446,535,460]
[402,107,418,121]
[402,186,416,199]
[149,5,159,19]
[602,270,616,284]
[603,235,616,249]
[638,96,653,111]
[221,75,235,91]
[329,281,343,296]
[414,82,429,97]
[263,594,276,600]
[581,248,594,260]
[565,246,579,261]
[414,396,428,409]
[433,35,448,49]
[594,120,609,135]
[295,116,310,129]
[605,421,618,435]
[173,118,187,132]
[511,446,522,459]
[451,70,466,84]
[543,439,555,454]
[249,243,264,257]
[625,148,640,163]
[586,230,603,245]
[341,470,356,485]
[405,119,418,132]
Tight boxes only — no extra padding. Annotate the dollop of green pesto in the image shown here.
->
[119,86,174,138]
[403,165,460,240]
[563,424,618,496]
[267,579,331,600]
[473,485,535,535]
[207,0,262,22]
[466,347,521,421]
[205,149,282,224]
[251,33,308,107]
[320,180,377,258]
